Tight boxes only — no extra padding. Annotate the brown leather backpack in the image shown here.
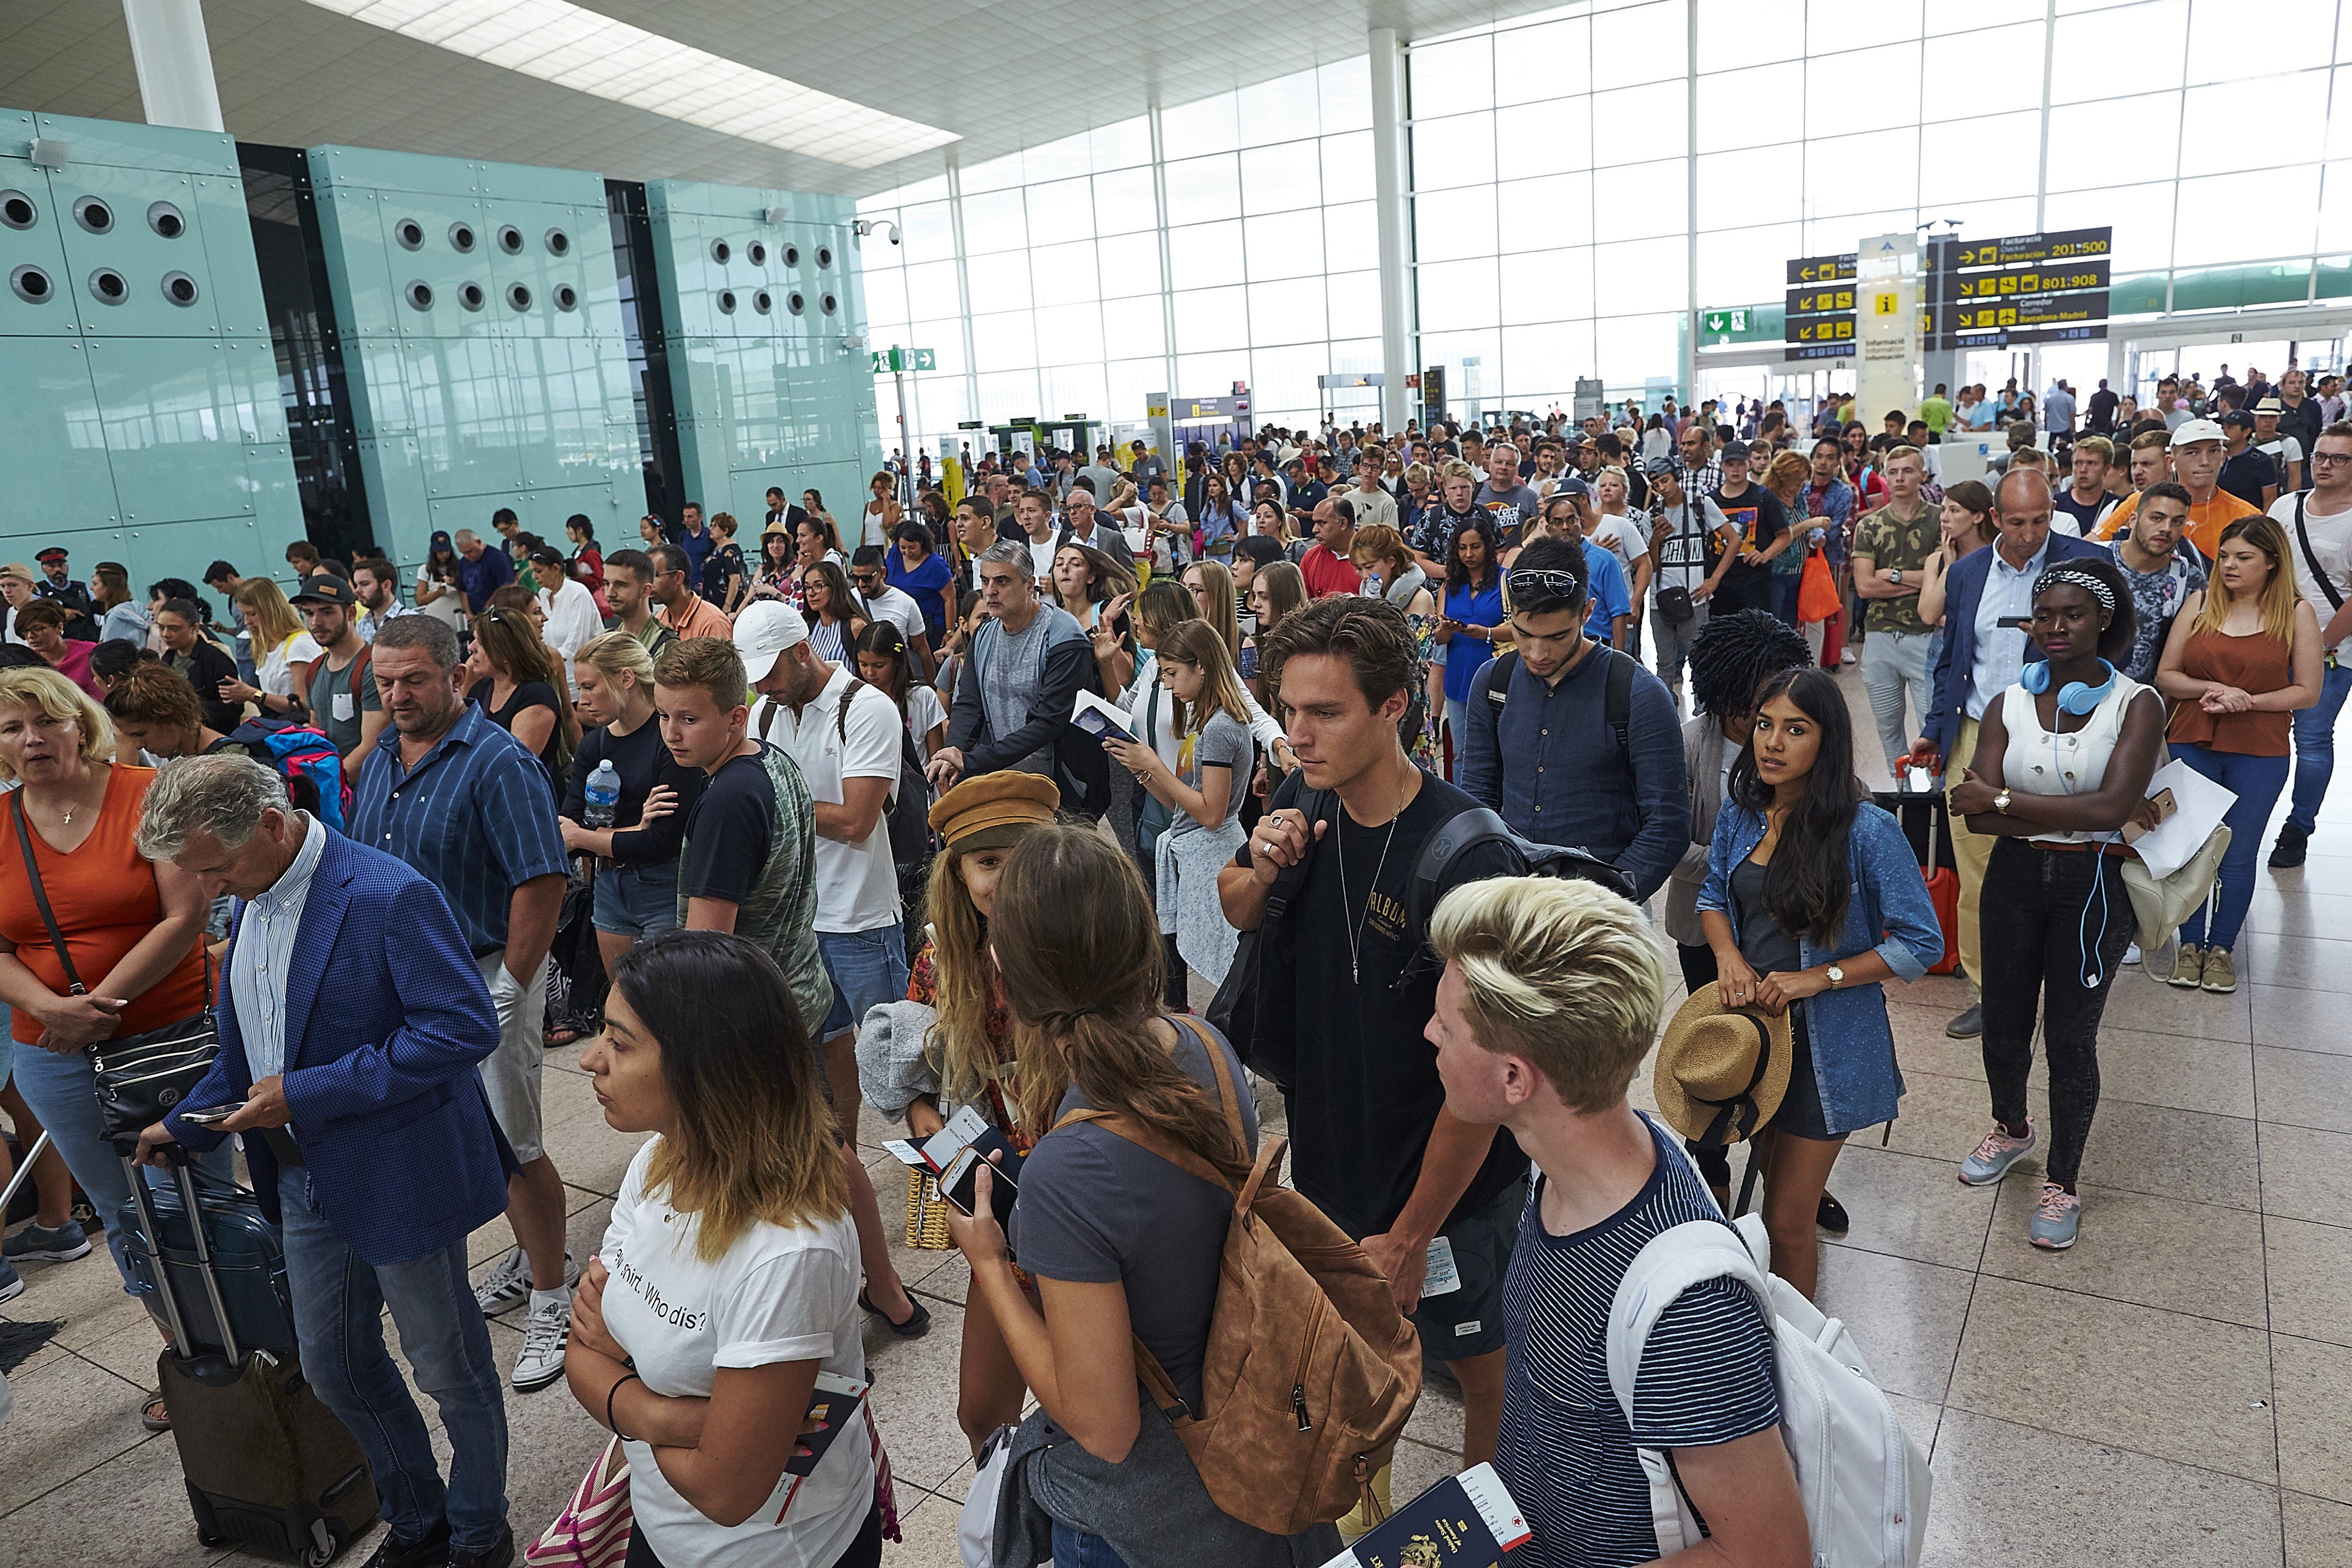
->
[1052,1019,1423,1536]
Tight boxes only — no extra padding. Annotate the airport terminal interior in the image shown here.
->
[2,0,2352,1563]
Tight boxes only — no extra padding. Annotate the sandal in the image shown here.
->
[141,1394,171,1433]
[858,1288,932,1339]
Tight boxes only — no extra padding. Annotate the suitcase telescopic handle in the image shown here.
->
[117,1153,196,1360]
[0,1130,51,1221]
[170,1161,244,1367]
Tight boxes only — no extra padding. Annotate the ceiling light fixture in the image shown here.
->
[299,0,958,168]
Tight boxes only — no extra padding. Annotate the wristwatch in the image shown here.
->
[1887,568,1904,584]
[1994,788,2013,813]
[1825,964,1846,990]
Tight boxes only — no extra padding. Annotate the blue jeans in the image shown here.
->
[8,1028,235,1291]
[1770,571,1804,628]
[817,923,910,1038]
[2286,660,2352,834]
[1052,1520,1134,1568]
[591,862,680,938]
[277,1168,509,1552]
[2175,745,2293,953]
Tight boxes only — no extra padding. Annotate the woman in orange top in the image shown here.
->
[2154,516,2324,994]
[0,667,218,1431]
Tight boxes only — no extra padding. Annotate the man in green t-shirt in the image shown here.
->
[1850,446,1943,774]
[1920,384,1954,441]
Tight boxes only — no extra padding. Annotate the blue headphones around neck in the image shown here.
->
[2020,657,2118,715]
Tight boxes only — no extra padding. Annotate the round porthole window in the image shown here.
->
[73,197,114,235]
[786,290,805,316]
[815,245,833,270]
[8,265,53,303]
[506,283,532,311]
[449,222,477,253]
[753,289,772,314]
[147,201,187,239]
[459,282,485,311]
[87,268,127,304]
[782,243,800,268]
[717,289,737,315]
[496,224,524,255]
[161,271,200,306]
[0,191,36,231]
[405,279,434,310]
[820,292,838,315]
[554,283,579,311]
[545,227,571,256]
[747,241,768,266]
[394,218,425,250]
[710,239,731,265]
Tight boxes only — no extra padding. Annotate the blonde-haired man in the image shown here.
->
[1428,876,1808,1568]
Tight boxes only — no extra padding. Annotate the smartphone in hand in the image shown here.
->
[179,1102,247,1127]
[942,1145,1018,1231]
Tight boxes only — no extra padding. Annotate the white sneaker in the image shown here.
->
[1840,647,1857,665]
[474,1247,577,1317]
[2123,942,2142,966]
[512,1296,572,1392]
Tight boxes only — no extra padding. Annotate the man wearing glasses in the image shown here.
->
[848,545,936,678]
[647,541,734,641]
[2269,422,2352,868]
[1458,536,1689,903]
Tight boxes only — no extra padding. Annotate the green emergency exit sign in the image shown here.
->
[870,347,937,373]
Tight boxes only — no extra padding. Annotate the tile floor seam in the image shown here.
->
[0,1421,167,1518]
[1932,1389,2292,1494]
[2250,1071,2291,1568]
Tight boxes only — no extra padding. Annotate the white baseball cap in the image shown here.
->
[2170,418,2227,449]
[731,599,808,685]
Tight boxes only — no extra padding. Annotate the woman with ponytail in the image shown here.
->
[945,824,1336,1568]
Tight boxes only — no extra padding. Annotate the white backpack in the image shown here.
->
[1606,1209,1930,1568]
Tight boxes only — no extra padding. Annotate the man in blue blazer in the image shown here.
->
[1905,467,2110,1041]
[135,755,517,1568]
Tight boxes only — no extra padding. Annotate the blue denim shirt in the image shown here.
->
[1698,801,1944,1133]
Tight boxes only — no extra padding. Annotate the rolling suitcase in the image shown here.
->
[1873,784,1961,975]
[120,1153,378,1566]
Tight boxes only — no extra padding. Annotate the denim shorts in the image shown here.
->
[817,923,910,1038]
[593,863,680,939]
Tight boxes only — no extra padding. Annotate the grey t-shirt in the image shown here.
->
[309,650,380,755]
[1169,708,1251,836]
[1010,1018,1259,1413]
[980,611,1056,778]
[1475,482,1544,539]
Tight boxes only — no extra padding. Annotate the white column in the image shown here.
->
[1681,0,1699,402]
[1368,28,1413,433]
[946,160,981,428]
[1149,104,1181,411]
[120,0,225,133]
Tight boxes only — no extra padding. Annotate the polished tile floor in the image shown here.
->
[0,666,2346,1567]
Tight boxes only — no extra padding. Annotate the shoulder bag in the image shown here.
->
[11,792,218,1146]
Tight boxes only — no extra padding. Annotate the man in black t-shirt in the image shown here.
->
[1707,441,1790,616]
[1218,597,1525,1475]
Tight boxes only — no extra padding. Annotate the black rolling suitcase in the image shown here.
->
[120,1152,378,1566]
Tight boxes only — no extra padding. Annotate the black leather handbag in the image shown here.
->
[11,792,218,1145]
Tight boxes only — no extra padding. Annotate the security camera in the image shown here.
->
[852,219,903,247]
[884,222,901,246]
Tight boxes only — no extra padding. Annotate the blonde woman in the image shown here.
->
[561,631,701,973]
[1104,621,1255,998]
[222,577,320,718]
[1178,558,1245,661]
[569,932,882,1567]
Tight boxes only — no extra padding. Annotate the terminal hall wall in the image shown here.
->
[304,145,640,574]
[0,109,307,597]
[644,181,881,532]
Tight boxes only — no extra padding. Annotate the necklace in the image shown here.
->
[1336,768,1407,985]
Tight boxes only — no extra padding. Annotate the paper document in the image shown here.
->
[2130,758,2236,880]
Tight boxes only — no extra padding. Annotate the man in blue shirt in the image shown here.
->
[1908,468,2106,1039]
[453,528,515,613]
[350,615,574,1395]
[1459,536,1690,902]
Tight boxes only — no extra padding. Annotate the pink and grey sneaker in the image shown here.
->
[2029,1183,2082,1249]
[1958,1120,2037,1186]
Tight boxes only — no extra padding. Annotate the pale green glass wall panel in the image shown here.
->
[0,107,304,595]
[306,145,637,572]
[645,179,879,524]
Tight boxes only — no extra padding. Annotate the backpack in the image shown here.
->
[838,677,936,869]
[1608,1169,1931,1568]
[1051,1018,1421,1536]
[1477,643,1634,758]
[226,717,352,834]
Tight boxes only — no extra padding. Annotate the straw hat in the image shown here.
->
[1652,983,1794,1146]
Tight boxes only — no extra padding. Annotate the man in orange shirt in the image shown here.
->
[648,541,735,640]
[2092,418,2258,559]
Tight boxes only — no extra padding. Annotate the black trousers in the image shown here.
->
[1978,837,2135,1187]
[626,1502,883,1568]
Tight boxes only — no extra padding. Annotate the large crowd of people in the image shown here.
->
[0,377,2343,1568]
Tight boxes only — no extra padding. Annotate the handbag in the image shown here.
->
[524,1433,632,1568]
[1653,583,1696,626]
[2122,824,2232,953]
[1797,544,1841,623]
[11,793,218,1145]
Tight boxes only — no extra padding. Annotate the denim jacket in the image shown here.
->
[1698,801,1944,1133]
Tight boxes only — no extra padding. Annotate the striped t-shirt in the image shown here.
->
[1498,1115,1781,1568]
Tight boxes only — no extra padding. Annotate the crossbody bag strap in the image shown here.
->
[2294,493,2345,612]
[11,792,85,995]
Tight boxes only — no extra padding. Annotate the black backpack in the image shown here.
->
[1395,806,1632,987]
[1477,643,1636,756]
[758,683,935,870]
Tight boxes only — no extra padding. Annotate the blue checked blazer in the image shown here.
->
[164,829,514,1266]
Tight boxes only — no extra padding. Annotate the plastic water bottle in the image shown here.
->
[1363,571,1383,599]
[584,760,620,830]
